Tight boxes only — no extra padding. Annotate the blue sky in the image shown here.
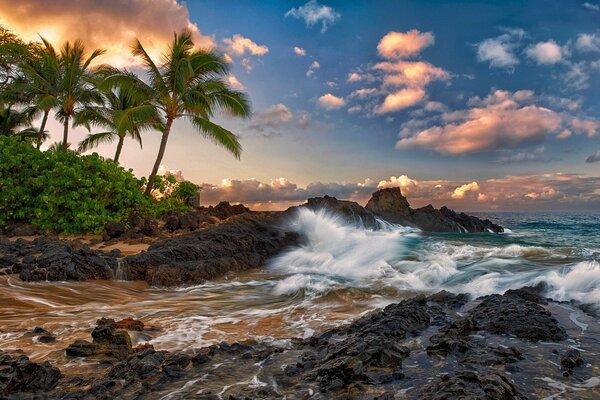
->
[1,0,599,210]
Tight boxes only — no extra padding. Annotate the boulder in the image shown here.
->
[0,350,61,395]
[104,222,126,239]
[294,195,379,228]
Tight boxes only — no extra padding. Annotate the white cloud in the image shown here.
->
[158,165,185,182]
[226,74,245,90]
[285,0,341,33]
[248,104,293,133]
[525,40,564,64]
[349,88,377,99]
[347,105,363,113]
[377,30,434,59]
[475,29,524,69]
[575,33,600,52]
[582,2,600,11]
[451,182,479,199]
[223,34,269,57]
[294,46,307,56]
[374,60,450,87]
[306,60,320,77]
[375,88,426,114]
[317,93,346,110]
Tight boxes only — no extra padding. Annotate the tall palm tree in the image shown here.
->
[75,69,161,162]
[56,40,105,151]
[15,37,61,149]
[0,106,39,139]
[123,30,251,196]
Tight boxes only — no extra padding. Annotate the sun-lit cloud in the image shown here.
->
[223,34,269,56]
[349,88,377,99]
[306,60,320,77]
[247,104,293,134]
[226,74,245,90]
[396,89,599,154]
[293,46,307,56]
[475,29,525,69]
[525,40,564,64]
[377,30,434,59]
[285,0,341,33]
[575,33,600,52]
[200,173,600,211]
[0,0,215,68]
[317,93,346,110]
[347,72,363,82]
[374,60,450,87]
[375,88,426,114]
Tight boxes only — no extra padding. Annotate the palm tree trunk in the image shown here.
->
[114,136,125,163]
[62,115,70,151]
[144,118,173,196]
[37,109,49,150]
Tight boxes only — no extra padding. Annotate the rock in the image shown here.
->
[115,317,144,331]
[208,201,251,220]
[91,318,133,359]
[125,213,298,286]
[421,369,526,400]
[0,350,61,395]
[561,349,584,373]
[365,187,503,233]
[6,223,39,237]
[295,195,379,228]
[65,340,98,357]
[32,327,56,343]
[104,221,126,239]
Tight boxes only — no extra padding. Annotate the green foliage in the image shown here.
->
[0,136,148,234]
[171,180,200,202]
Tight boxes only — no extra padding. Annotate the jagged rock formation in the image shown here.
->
[366,187,504,232]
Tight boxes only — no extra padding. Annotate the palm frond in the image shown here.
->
[191,116,242,158]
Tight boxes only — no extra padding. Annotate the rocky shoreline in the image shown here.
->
[1,285,597,399]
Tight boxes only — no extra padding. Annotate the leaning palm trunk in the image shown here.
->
[113,135,125,163]
[144,119,173,196]
[62,115,69,151]
[37,109,49,149]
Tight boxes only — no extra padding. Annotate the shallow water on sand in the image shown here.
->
[0,210,599,389]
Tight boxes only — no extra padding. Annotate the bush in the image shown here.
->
[0,136,150,234]
[171,180,200,202]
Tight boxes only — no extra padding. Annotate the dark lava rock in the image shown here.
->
[366,187,503,233]
[115,317,145,331]
[5,223,39,237]
[66,318,132,360]
[470,293,567,341]
[104,221,126,239]
[561,349,585,373]
[125,213,299,286]
[421,369,526,400]
[65,340,98,357]
[294,195,379,228]
[0,350,61,395]
[32,327,56,343]
[207,201,251,220]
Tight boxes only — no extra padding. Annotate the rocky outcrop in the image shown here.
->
[295,195,380,228]
[124,213,299,286]
[0,350,61,396]
[366,187,503,232]
[66,318,133,360]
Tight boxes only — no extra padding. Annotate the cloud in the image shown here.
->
[296,112,311,128]
[396,89,598,154]
[564,62,591,90]
[226,74,245,90]
[293,46,307,56]
[285,0,341,33]
[347,72,363,82]
[200,173,600,211]
[475,30,524,69]
[451,182,479,199]
[223,34,269,56]
[525,40,564,64]
[575,33,600,52]
[306,60,320,77]
[349,88,377,99]
[248,104,293,133]
[374,60,450,87]
[377,30,434,59]
[586,150,600,163]
[157,165,184,182]
[317,93,346,110]
[0,0,215,67]
[582,2,600,11]
[375,88,426,114]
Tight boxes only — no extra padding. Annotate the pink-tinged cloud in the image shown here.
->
[223,34,269,56]
[374,60,450,87]
[526,40,564,65]
[375,88,425,114]
[377,30,434,59]
[0,0,215,67]
[317,93,346,110]
[396,89,599,154]
[199,173,600,211]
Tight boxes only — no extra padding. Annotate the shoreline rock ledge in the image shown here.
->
[365,187,504,233]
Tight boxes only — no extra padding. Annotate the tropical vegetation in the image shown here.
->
[0,25,250,234]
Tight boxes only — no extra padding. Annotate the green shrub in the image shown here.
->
[171,180,200,202]
[0,136,149,234]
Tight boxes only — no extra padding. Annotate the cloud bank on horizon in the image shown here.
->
[0,0,599,211]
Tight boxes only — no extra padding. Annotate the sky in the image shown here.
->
[1,0,599,211]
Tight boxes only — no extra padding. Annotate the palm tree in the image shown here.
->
[15,37,61,149]
[122,30,251,196]
[75,68,160,162]
[56,40,105,151]
[0,106,39,139]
